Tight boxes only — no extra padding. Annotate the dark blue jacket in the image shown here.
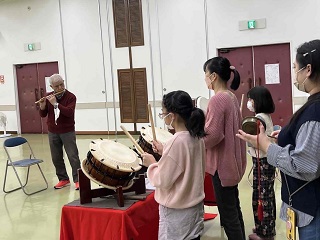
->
[278,93,320,217]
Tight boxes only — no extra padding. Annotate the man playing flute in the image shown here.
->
[38,74,81,190]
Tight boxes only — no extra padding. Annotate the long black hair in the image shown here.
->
[203,56,241,90]
[162,90,206,138]
[288,39,320,128]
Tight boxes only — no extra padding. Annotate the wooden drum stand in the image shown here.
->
[78,168,146,207]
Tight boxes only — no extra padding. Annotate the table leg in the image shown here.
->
[78,169,93,204]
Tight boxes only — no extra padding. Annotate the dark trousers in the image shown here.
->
[48,131,81,182]
[212,172,246,240]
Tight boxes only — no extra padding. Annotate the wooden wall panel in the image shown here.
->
[133,68,148,122]
[128,0,144,46]
[113,0,144,48]
[113,0,129,48]
[118,69,135,122]
[117,68,148,123]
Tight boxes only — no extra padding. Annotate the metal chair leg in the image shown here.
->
[3,163,48,195]
[3,161,24,193]
[275,168,281,182]
[21,164,48,196]
[247,165,253,187]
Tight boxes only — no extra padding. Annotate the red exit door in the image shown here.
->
[219,43,292,126]
[218,47,254,119]
[16,62,59,133]
[253,44,292,125]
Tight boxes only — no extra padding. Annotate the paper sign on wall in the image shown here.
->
[265,64,280,84]
[0,75,4,84]
[45,77,52,92]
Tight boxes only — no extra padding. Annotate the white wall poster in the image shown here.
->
[265,63,280,84]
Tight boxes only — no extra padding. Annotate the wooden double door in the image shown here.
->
[16,62,59,133]
[219,43,293,126]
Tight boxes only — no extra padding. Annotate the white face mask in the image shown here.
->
[294,66,308,93]
[247,100,255,112]
[163,113,174,130]
[205,73,214,90]
[166,119,174,130]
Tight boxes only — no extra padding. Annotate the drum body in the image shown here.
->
[241,116,266,135]
[137,126,173,161]
[81,139,142,190]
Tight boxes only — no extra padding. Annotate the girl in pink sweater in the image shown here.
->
[142,90,206,240]
[203,57,247,240]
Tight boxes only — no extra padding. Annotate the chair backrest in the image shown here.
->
[4,137,27,148]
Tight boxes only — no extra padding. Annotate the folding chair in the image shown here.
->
[3,136,48,195]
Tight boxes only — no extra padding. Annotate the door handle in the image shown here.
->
[35,88,40,110]
[35,88,39,102]
[40,88,44,98]
[248,78,252,89]
[258,77,262,86]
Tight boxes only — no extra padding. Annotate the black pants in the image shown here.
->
[212,172,246,240]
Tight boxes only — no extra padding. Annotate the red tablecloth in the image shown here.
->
[60,192,159,240]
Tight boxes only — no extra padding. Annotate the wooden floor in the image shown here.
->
[0,134,288,240]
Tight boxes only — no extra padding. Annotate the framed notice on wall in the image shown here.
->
[265,63,280,84]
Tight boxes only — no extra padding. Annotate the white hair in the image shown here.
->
[49,74,64,85]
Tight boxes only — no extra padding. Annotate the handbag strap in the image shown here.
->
[284,174,310,206]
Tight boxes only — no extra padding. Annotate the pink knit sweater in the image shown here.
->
[147,131,206,209]
[204,91,246,187]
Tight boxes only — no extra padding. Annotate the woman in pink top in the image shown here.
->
[142,90,206,240]
[203,57,247,240]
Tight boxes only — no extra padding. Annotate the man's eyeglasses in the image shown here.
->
[158,112,170,120]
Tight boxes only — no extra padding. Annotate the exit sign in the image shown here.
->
[27,43,35,51]
[248,20,256,29]
[239,18,266,31]
[24,42,41,52]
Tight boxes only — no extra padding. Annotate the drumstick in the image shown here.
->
[120,125,144,155]
[35,90,65,104]
[239,93,244,116]
[148,104,157,142]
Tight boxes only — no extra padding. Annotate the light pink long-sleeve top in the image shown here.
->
[147,131,206,209]
[204,91,246,187]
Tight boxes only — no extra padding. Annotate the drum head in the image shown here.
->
[81,159,134,190]
[90,139,142,172]
[196,96,209,115]
[140,126,173,144]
